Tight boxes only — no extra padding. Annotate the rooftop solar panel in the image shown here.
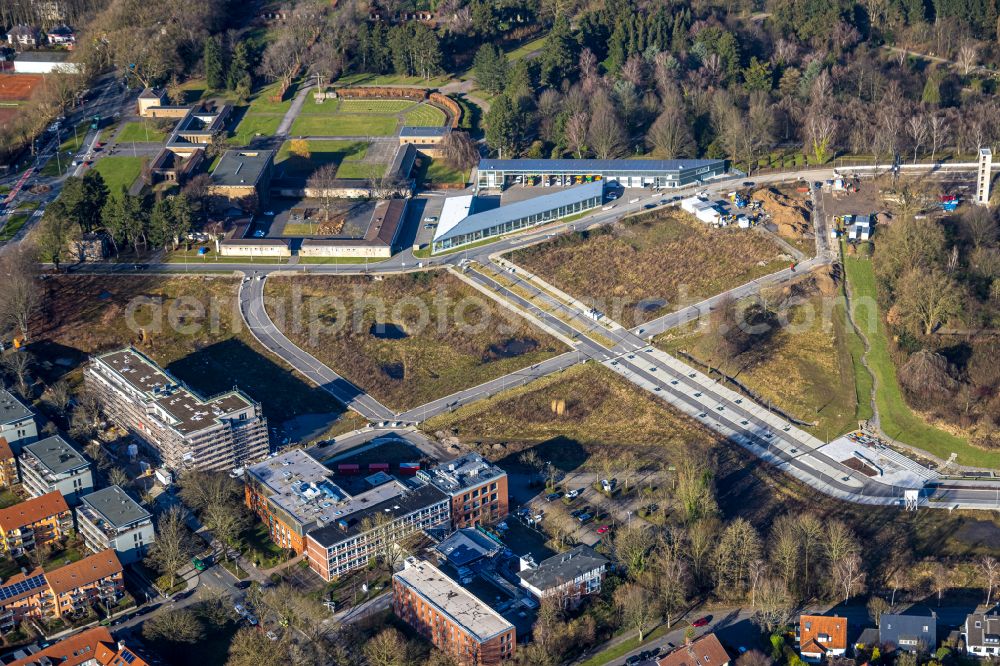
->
[0,574,46,601]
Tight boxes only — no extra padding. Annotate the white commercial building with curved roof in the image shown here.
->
[432,181,604,252]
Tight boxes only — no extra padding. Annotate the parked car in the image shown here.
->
[253,230,266,238]
[597,525,611,534]
[545,492,561,502]
[565,489,581,499]
[692,616,711,627]
[577,513,593,524]
[424,216,438,222]
[742,181,755,187]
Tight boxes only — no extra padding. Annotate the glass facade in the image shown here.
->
[477,161,727,190]
[433,193,602,252]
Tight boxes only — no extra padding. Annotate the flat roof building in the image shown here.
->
[393,557,515,666]
[477,158,727,190]
[245,448,347,555]
[419,452,509,529]
[77,485,155,564]
[306,481,450,581]
[85,347,269,472]
[432,181,603,253]
[208,149,274,205]
[0,388,37,454]
[19,435,93,505]
[434,527,503,568]
[13,51,81,74]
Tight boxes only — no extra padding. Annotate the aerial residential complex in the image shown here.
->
[475,157,728,190]
[19,435,94,505]
[517,545,610,608]
[431,181,604,252]
[0,491,72,555]
[0,549,124,631]
[76,485,155,564]
[393,557,516,666]
[85,347,269,471]
[5,626,151,666]
[246,447,509,582]
[0,388,37,454]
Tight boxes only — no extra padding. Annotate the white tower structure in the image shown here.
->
[976,147,992,205]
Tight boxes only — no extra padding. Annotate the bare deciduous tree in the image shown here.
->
[306,163,340,222]
[587,101,626,159]
[980,556,999,607]
[957,41,979,76]
[0,246,42,343]
[565,111,589,159]
[929,113,949,162]
[907,115,928,163]
[832,553,866,602]
[614,583,659,642]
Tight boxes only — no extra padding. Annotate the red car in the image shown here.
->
[692,617,710,627]
[596,526,611,534]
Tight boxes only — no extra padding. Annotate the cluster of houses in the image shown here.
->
[0,387,156,634]
[5,24,75,50]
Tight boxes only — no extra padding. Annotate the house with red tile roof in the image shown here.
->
[800,615,849,662]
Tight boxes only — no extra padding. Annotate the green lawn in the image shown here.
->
[335,161,384,179]
[415,157,467,186]
[508,35,548,60]
[402,104,446,126]
[289,114,398,137]
[0,489,19,509]
[338,99,416,114]
[298,256,382,264]
[333,72,453,88]
[247,81,297,114]
[0,213,31,242]
[843,248,989,465]
[577,622,673,666]
[275,139,369,163]
[91,157,145,195]
[116,121,167,143]
[299,99,341,115]
[164,247,289,264]
[230,114,282,145]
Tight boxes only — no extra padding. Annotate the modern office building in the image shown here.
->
[245,448,343,555]
[0,438,18,488]
[0,388,37,454]
[419,452,508,529]
[476,158,727,190]
[76,486,155,564]
[431,182,604,252]
[305,481,450,581]
[0,491,72,555]
[0,550,124,630]
[19,435,94,505]
[85,347,269,472]
[393,558,516,666]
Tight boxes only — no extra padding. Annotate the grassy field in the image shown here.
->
[657,287,861,439]
[335,161,384,179]
[402,104,447,126]
[263,272,566,411]
[0,212,30,242]
[230,114,282,145]
[299,99,340,115]
[276,139,369,163]
[39,121,91,176]
[116,121,167,143]
[90,157,145,195]
[290,114,398,137]
[841,252,990,466]
[247,81,297,114]
[338,100,416,114]
[30,275,351,431]
[423,362,718,467]
[511,209,790,327]
[415,157,467,186]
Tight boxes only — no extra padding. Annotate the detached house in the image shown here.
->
[45,24,75,46]
[881,613,936,653]
[800,615,848,662]
[963,610,1000,657]
[657,633,731,666]
[6,25,41,48]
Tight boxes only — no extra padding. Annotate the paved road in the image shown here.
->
[238,274,396,421]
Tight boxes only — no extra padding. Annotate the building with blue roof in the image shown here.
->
[432,181,604,252]
[476,157,727,190]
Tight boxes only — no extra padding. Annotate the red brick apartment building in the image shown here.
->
[394,558,515,666]
[0,549,125,630]
[418,453,508,529]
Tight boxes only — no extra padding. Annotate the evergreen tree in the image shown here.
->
[540,15,577,87]
[204,35,226,90]
[473,44,509,95]
[227,41,253,92]
[485,95,524,158]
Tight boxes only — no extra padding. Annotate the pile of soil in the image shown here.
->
[752,188,811,238]
[314,216,346,235]
[811,263,841,296]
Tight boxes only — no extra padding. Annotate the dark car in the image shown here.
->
[625,656,643,666]
[545,492,562,502]
[577,513,593,524]
[742,181,755,187]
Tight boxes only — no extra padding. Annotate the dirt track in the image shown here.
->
[0,73,42,101]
